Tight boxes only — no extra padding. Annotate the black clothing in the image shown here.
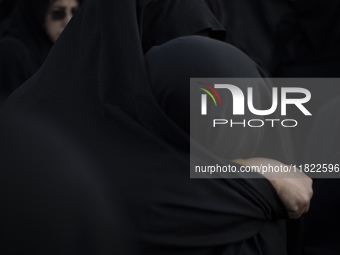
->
[0,0,18,36]
[146,36,292,163]
[205,0,289,75]
[304,96,340,166]
[4,0,290,254]
[0,0,18,22]
[206,0,340,77]
[207,0,340,164]
[0,0,53,100]
[302,96,340,255]
[0,113,132,254]
[142,0,225,53]
[201,1,340,254]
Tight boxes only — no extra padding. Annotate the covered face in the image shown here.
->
[45,0,79,42]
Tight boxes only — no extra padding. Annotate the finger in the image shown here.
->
[304,203,310,213]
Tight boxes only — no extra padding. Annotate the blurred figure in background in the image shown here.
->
[0,0,18,42]
[205,0,340,78]
[0,0,18,21]
[0,0,18,32]
[0,0,83,105]
[205,0,340,160]
[302,96,340,255]
[205,1,340,254]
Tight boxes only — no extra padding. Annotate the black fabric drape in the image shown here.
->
[205,0,340,77]
[304,96,340,166]
[3,0,289,254]
[203,1,340,254]
[0,0,53,100]
[0,0,18,36]
[145,35,292,163]
[302,96,340,255]
[141,0,225,53]
[205,0,290,75]
[0,113,131,255]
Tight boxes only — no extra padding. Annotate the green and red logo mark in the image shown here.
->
[197,82,222,115]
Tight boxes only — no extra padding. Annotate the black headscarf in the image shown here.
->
[141,0,225,53]
[4,0,289,254]
[145,35,292,162]
[0,0,86,100]
[0,0,53,99]
[2,0,54,65]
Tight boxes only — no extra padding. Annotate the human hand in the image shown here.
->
[244,157,313,219]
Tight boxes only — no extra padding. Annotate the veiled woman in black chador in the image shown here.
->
[0,0,83,102]
[3,0,312,254]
